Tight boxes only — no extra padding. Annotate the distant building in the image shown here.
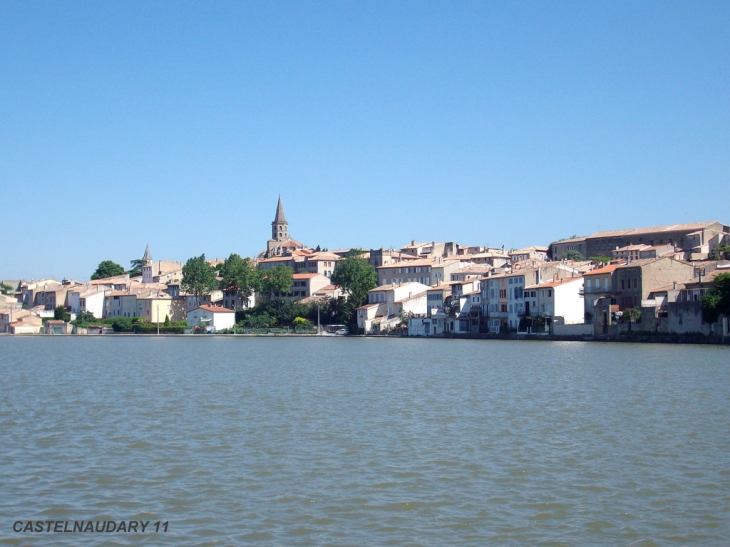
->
[265,196,307,258]
[585,221,729,261]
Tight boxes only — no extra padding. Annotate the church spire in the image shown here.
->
[274,195,286,223]
[143,244,152,264]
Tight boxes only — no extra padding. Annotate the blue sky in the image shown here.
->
[1,1,728,281]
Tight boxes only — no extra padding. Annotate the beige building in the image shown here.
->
[376,257,464,287]
[1,308,28,333]
[287,273,332,300]
[136,291,185,322]
[509,246,549,263]
[141,245,184,285]
[357,282,430,334]
[582,264,619,323]
[9,318,42,334]
[464,250,510,268]
[614,257,695,310]
[585,221,729,261]
[549,237,587,260]
[368,249,420,268]
[611,243,674,261]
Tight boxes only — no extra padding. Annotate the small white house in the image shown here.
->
[527,276,585,325]
[186,305,235,332]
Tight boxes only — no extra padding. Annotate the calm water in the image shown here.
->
[1,337,729,546]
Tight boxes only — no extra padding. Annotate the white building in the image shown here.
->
[68,287,108,318]
[526,276,585,325]
[186,305,235,332]
[357,282,430,334]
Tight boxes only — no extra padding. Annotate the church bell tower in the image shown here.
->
[272,195,288,242]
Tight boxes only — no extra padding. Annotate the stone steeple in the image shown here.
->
[143,244,152,265]
[271,195,289,241]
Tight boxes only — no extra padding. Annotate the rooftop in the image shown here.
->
[588,221,719,239]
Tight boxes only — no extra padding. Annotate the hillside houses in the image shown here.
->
[3,208,729,337]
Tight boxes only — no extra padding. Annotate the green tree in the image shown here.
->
[709,246,730,260]
[112,317,134,332]
[259,264,294,299]
[293,316,310,327]
[558,250,585,261]
[219,253,260,308]
[622,307,642,332]
[53,305,71,322]
[590,255,612,264]
[127,258,146,277]
[91,260,125,280]
[182,254,218,302]
[701,272,730,324]
[1,283,14,295]
[331,249,377,325]
[71,311,96,326]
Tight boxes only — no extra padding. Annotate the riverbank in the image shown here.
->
[6,330,730,346]
[416,331,730,346]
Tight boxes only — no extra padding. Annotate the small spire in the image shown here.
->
[143,244,152,261]
[274,195,287,223]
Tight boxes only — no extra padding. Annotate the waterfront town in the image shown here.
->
[2,197,729,339]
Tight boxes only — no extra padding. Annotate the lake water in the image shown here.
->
[1,336,729,546]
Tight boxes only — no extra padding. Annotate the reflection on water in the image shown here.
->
[1,337,729,545]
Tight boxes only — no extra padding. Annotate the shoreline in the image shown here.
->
[3,332,730,346]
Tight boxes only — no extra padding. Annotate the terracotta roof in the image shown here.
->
[468,251,510,259]
[395,291,428,303]
[453,264,492,274]
[194,305,234,313]
[293,273,319,279]
[684,269,726,287]
[551,236,587,244]
[314,285,338,292]
[259,256,295,263]
[649,282,690,294]
[369,282,429,292]
[400,241,430,249]
[615,258,662,269]
[583,265,619,276]
[527,277,582,289]
[588,222,719,239]
[614,244,651,251]
[89,275,131,285]
[306,252,340,261]
[267,237,305,247]
[509,246,549,255]
[377,258,435,269]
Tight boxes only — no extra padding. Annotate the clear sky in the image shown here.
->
[1,1,728,281]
